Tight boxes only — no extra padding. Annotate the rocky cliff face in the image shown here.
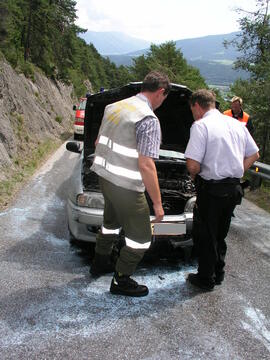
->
[0,58,75,180]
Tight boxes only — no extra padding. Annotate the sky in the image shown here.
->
[75,0,259,43]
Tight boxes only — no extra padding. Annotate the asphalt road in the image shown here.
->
[0,142,269,360]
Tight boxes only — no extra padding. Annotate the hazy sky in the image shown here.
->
[75,0,259,43]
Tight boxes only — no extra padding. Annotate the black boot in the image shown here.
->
[110,272,149,297]
[90,253,114,276]
[187,273,214,291]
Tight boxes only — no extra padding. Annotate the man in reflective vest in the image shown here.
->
[90,71,170,297]
[223,96,254,135]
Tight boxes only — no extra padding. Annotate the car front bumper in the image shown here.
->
[67,198,194,247]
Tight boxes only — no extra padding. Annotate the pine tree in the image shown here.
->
[131,42,207,90]
[226,0,270,161]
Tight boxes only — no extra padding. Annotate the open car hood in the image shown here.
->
[83,82,194,160]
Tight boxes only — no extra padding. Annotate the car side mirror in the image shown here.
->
[73,105,77,111]
[66,141,82,154]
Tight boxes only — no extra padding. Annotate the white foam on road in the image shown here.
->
[45,234,69,248]
[241,306,270,352]
[0,265,195,347]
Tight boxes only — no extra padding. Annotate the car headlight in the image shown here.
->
[184,196,196,213]
[76,192,104,209]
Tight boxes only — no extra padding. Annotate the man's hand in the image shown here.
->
[244,152,259,172]
[138,154,164,223]
[152,203,164,223]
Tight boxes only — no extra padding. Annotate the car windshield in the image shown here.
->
[159,149,185,160]
[78,99,87,110]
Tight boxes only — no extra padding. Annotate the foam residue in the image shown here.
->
[241,306,270,352]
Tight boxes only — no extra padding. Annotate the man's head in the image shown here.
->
[189,89,216,120]
[141,71,170,110]
[230,96,243,116]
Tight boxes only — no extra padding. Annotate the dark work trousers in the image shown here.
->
[193,179,239,284]
[96,177,152,275]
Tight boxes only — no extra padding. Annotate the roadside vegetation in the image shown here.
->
[245,181,270,213]
[244,175,270,213]
[0,0,131,96]
[224,0,270,164]
[0,138,62,209]
[222,0,270,213]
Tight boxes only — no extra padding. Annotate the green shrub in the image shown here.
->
[55,115,62,123]
[68,69,87,98]
[19,61,35,81]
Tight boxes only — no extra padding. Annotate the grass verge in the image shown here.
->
[0,138,63,209]
[244,178,270,213]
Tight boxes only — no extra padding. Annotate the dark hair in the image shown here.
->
[141,71,171,95]
[190,89,216,109]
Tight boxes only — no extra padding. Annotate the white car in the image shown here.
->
[66,82,196,255]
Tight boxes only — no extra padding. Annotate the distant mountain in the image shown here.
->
[106,32,249,86]
[80,31,151,55]
[174,33,239,61]
[126,32,239,60]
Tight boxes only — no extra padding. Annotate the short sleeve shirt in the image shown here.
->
[185,109,259,180]
[135,94,161,159]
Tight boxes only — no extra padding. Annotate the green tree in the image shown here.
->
[226,0,270,161]
[0,0,129,96]
[130,42,207,90]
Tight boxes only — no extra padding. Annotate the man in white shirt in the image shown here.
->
[185,89,259,291]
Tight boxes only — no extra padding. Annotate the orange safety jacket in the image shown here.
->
[223,109,249,126]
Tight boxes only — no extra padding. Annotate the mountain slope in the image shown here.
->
[125,33,239,60]
[80,31,151,55]
[174,32,239,61]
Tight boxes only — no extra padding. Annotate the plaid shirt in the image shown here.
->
[135,94,161,159]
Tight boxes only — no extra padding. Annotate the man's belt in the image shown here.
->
[199,176,240,184]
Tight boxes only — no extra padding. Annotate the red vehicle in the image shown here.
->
[73,97,87,140]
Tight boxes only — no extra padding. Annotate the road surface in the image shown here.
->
[0,142,269,359]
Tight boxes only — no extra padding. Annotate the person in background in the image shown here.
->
[90,71,170,297]
[224,96,254,136]
[185,89,259,291]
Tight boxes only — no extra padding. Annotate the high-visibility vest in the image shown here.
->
[91,95,158,192]
[223,109,249,126]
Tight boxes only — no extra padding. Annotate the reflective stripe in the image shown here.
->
[99,135,109,146]
[106,163,142,180]
[125,237,151,250]
[112,142,138,158]
[98,135,138,158]
[102,226,121,235]
[94,156,142,180]
[94,156,106,167]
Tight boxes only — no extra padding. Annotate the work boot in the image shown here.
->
[90,253,114,276]
[110,272,149,297]
[187,273,214,291]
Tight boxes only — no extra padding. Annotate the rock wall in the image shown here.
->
[0,59,75,180]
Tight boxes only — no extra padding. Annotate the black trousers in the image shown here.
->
[193,179,239,283]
